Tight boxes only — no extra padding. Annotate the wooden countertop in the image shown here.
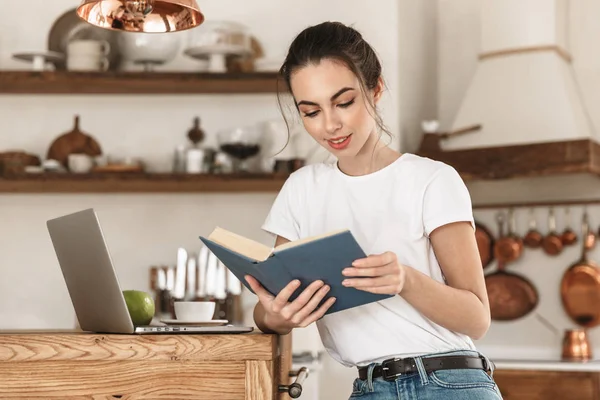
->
[0,331,277,362]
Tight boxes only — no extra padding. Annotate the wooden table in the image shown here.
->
[0,331,293,400]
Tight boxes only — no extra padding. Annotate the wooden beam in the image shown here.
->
[418,139,600,180]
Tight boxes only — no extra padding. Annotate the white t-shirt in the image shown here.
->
[261,153,477,367]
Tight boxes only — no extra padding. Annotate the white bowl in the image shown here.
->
[174,301,215,322]
[117,31,181,67]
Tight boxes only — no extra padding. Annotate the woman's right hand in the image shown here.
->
[245,275,336,334]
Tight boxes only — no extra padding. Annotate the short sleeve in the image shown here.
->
[422,165,475,237]
[261,175,301,241]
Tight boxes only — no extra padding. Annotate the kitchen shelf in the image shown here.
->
[0,70,281,94]
[0,173,286,193]
[418,138,600,181]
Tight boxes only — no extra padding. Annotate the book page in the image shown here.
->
[274,229,349,252]
[208,227,273,262]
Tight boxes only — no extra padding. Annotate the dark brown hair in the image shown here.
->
[276,21,392,153]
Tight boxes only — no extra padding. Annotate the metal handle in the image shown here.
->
[278,367,309,399]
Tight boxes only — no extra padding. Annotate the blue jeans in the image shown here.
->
[349,350,503,399]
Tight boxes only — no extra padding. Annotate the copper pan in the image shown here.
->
[542,207,563,256]
[494,210,523,263]
[475,221,495,270]
[486,214,539,321]
[523,208,543,248]
[560,211,600,328]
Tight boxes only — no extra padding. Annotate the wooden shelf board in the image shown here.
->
[418,139,600,181]
[0,70,281,94]
[0,173,286,193]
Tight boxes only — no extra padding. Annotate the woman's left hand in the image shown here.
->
[341,251,407,295]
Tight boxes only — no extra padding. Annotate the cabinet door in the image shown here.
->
[494,370,600,400]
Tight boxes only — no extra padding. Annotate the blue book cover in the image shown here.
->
[199,229,394,315]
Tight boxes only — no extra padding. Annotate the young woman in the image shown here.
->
[245,21,503,400]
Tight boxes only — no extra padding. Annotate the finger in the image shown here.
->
[352,252,395,268]
[299,297,337,327]
[342,264,396,277]
[288,283,331,323]
[245,275,274,301]
[279,280,325,317]
[271,279,302,312]
[354,285,401,295]
[343,276,396,288]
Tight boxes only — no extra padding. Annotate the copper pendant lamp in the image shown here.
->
[76,0,204,33]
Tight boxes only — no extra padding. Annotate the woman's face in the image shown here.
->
[290,59,382,158]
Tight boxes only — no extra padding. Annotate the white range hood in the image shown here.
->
[442,0,597,151]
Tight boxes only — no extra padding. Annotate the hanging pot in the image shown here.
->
[485,259,539,321]
[475,221,495,269]
[486,213,538,321]
[560,211,600,328]
[494,210,523,263]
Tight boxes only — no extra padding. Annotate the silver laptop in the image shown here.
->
[46,208,253,335]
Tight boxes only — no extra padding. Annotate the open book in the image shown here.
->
[199,227,394,315]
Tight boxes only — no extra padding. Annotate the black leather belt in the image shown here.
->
[358,355,488,381]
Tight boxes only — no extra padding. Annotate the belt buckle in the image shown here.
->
[480,355,491,373]
[381,357,402,381]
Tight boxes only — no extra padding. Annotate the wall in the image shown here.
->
[0,1,400,399]
[437,0,600,360]
[397,0,438,153]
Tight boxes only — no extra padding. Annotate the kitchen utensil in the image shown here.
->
[561,207,578,246]
[214,261,228,320]
[204,252,218,318]
[186,254,197,301]
[173,248,188,300]
[562,329,592,361]
[493,210,523,263]
[486,258,539,321]
[76,0,204,33]
[226,267,244,325]
[475,221,495,269]
[117,32,181,71]
[486,215,539,321]
[47,116,102,169]
[560,211,600,328]
[12,51,64,71]
[542,207,563,256]
[48,8,121,70]
[523,208,543,248]
[196,246,209,300]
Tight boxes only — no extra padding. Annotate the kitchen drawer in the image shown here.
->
[494,369,600,400]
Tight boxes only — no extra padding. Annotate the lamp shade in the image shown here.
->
[76,0,204,33]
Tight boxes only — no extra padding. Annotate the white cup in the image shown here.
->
[68,153,94,173]
[174,301,216,322]
[68,40,110,57]
[67,55,109,72]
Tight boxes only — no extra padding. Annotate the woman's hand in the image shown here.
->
[245,275,336,335]
[341,251,406,295]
